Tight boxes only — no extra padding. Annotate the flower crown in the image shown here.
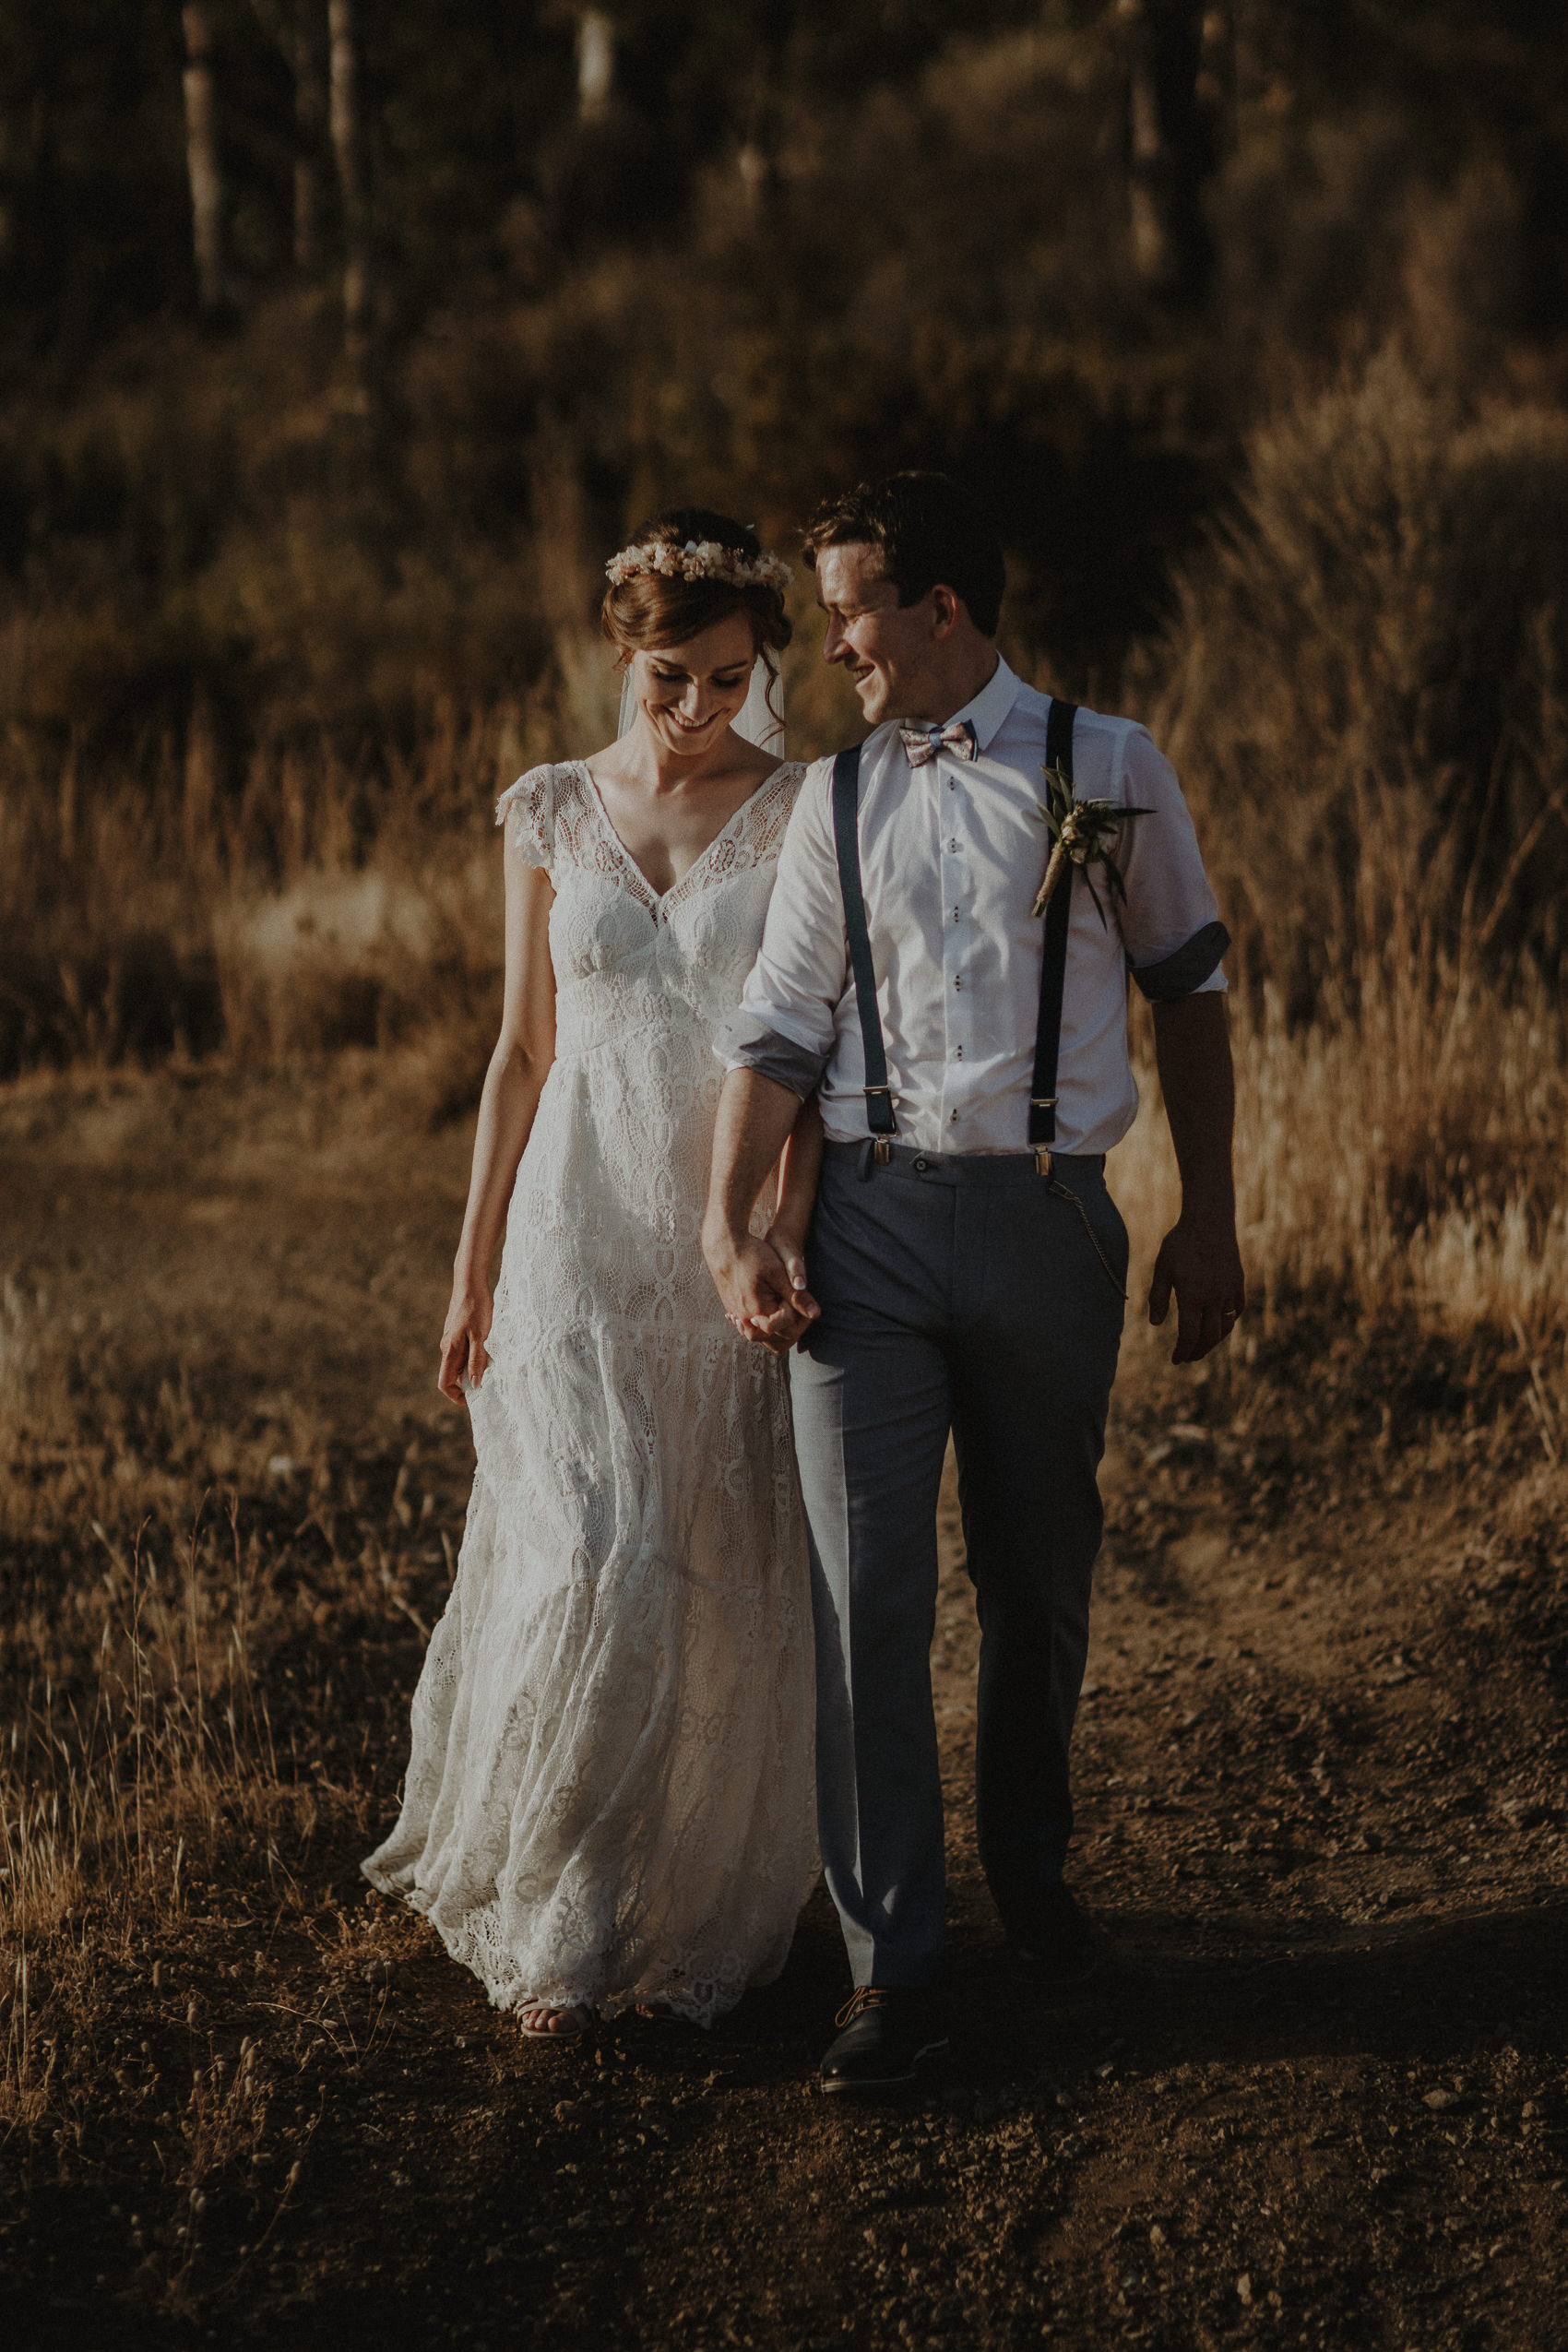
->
[605,537,792,592]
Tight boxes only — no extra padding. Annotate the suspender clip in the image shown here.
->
[1034,1146,1052,1178]
[862,1084,897,1145]
[873,1137,893,1167]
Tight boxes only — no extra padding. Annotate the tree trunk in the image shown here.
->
[1122,0,1214,300]
[292,3,326,273]
[181,5,223,312]
[1126,9,1168,289]
[244,0,324,273]
[577,10,614,120]
[327,0,370,374]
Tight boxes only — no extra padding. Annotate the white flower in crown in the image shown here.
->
[605,538,793,590]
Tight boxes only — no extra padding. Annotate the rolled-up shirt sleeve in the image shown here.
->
[713,758,847,1096]
[1115,726,1229,1000]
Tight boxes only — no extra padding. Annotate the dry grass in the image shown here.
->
[0,1260,454,2305]
[1112,963,1568,1360]
[1098,353,1568,1367]
[0,1071,475,2307]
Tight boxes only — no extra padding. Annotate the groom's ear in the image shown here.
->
[929,584,963,640]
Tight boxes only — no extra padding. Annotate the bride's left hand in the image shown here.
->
[438,1280,493,1404]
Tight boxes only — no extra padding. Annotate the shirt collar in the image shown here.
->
[949,653,1022,754]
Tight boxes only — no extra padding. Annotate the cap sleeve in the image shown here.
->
[494,764,555,873]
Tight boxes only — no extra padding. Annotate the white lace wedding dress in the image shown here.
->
[363,757,818,2025]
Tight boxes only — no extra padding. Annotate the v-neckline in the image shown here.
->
[573,760,787,910]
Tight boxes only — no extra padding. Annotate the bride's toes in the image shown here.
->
[518,1998,592,2041]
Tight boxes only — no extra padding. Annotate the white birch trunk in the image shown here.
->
[577,10,614,119]
[181,5,223,312]
[328,0,370,368]
[1122,0,1170,289]
[293,3,326,273]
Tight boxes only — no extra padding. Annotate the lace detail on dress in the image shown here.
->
[495,765,555,871]
[366,758,817,2028]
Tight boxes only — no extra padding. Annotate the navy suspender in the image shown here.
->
[1028,697,1077,1160]
[832,744,897,1158]
[832,700,1078,1167]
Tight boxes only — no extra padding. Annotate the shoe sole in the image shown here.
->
[819,2034,951,2094]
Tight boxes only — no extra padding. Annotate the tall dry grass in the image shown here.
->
[1114,964,1568,1362]
[1134,357,1568,999]
[0,704,506,1087]
[1106,356,1568,1363]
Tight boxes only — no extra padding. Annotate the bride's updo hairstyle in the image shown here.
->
[600,509,792,683]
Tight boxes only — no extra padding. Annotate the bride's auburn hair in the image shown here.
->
[600,509,792,671]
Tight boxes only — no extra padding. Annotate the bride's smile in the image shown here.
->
[632,623,756,759]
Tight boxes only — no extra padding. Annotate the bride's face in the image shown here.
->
[629,613,756,759]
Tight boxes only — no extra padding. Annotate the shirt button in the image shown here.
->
[949,1110,959,1123]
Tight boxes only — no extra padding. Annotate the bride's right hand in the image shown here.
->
[438,1284,493,1405]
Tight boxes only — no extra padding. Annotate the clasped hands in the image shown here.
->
[707,1210,1247,1364]
[703,1224,820,1357]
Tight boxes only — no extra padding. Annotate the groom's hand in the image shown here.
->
[1148,1212,1245,1364]
[702,1225,804,1349]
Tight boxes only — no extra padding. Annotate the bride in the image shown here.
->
[364,511,821,2037]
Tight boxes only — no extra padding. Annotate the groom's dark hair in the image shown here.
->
[802,471,1004,637]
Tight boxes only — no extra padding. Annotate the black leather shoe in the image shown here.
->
[819,1987,949,2095]
[1007,1883,1098,1993]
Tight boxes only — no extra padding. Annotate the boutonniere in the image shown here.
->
[1031,755,1152,925]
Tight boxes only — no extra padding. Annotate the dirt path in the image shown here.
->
[2,1069,1564,2350]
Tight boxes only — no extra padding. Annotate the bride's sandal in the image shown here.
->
[518,1999,594,2041]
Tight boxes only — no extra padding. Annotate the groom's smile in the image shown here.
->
[814,540,959,728]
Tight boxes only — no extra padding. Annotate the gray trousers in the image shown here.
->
[790,1140,1128,1987]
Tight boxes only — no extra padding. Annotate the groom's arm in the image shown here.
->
[1147,993,1245,1363]
[705,759,847,1338]
[702,1070,808,1329]
[1112,724,1242,1364]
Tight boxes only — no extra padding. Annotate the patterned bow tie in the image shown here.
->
[899,719,978,767]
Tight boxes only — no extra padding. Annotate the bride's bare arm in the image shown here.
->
[770,1094,824,1258]
[437,839,556,1404]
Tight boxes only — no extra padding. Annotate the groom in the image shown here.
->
[702,471,1243,2093]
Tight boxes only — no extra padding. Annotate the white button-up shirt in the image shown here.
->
[718,657,1227,1158]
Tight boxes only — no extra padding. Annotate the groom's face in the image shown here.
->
[814,541,942,726]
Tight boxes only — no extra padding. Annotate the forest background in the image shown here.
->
[3,6,1568,2341]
